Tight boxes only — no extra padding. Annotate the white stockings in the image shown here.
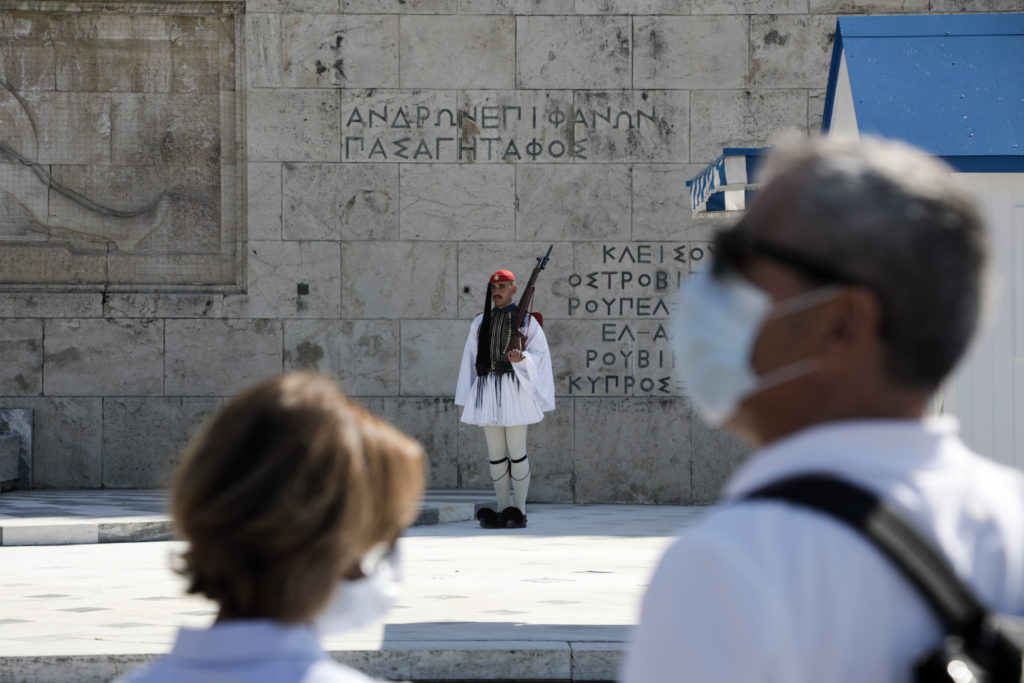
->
[482,425,530,513]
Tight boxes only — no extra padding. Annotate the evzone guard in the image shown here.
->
[455,247,556,529]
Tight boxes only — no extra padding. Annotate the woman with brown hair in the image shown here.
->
[119,372,425,682]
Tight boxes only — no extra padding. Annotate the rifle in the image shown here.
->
[509,244,553,354]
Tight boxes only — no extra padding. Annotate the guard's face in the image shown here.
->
[492,281,517,307]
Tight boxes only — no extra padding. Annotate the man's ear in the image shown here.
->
[820,286,882,364]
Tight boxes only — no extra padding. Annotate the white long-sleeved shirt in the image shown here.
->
[621,417,1024,683]
[454,312,555,427]
[116,620,380,682]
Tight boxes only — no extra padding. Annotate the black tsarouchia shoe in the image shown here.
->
[476,507,503,529]
[500,506,527,529]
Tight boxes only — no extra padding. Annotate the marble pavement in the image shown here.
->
[0,491,706,682]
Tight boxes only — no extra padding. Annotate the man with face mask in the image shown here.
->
[620,136,1024,682]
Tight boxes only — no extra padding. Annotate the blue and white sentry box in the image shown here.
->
[687,13,1024,466]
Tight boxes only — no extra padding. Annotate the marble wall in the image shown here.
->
[1,0,1020,501]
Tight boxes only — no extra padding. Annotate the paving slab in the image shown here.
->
[0,498,707,682]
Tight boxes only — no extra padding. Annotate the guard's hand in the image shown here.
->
[508,349,525,363]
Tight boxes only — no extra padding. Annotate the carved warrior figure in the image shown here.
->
[454,251,556,529]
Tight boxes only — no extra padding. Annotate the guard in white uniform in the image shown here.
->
[621,137,1024,683]
[455,268,555,528]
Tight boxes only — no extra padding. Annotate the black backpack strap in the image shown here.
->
[746,474,988,640]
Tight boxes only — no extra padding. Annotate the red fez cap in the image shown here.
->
[490,269,515,283]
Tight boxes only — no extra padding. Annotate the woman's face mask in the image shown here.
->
[315,542,401,635]
[671,267,840,427]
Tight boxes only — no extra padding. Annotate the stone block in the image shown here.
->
[516,164,631,242]
[247,0,338,11]
[0,434,18,486]
[400,164,515,240]
[0,243,107,286]
[107,252,239,289]
[695,0,809,12]
[0,13,57,91]
[633,164,720,241]
[247,12,283,88]
[460,0,573,12]
[570,642,625,682]
[546,319,682,398]
[400,320,468,396]
[340,88,460,162]
[102,294,224,319]
[0,408,33,489]
[926,0,1023,9]
[0,320,42,396]
[366,397,460,489]
[52,14,223,95]
[227,241,341,318]
[400,16,514,89]
[750,14,837,89]
[456,242,574,320]
[341,242,457,318]
[282,14,398,89]
[44,319,163,396]
[690,417,753,504]
[249,162,283,240]
[349,644,570,683]
[283,163,399,240]
[248,89,340,162]
[165,319,283,396]
[516,16,631,89]
[634,15,748,90]
[565,240,696,316]
[457,89,574,164]
[110,93,221,167]
[0,293,101,318]
[573,397,692,503]
[284,320,400,395]
[577,0,691,11]
[810,0,927,10]
[102,397,222,489]
[0,397,102,489]
[0,157,49,243]
[342,0,459,11]
[35,92,112,165]
[809,88,828,133]
[573,90,689,163]
[689,89,808,163]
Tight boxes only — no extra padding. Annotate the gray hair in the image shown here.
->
[760,135,989,389]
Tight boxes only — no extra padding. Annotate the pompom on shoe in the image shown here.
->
[500,506,527,529]
[476,507,503,529]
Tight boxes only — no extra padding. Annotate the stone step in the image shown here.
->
[0,489,494,546]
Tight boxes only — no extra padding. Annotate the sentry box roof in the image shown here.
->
[690,13,1024,214]
[823,13,1024,172]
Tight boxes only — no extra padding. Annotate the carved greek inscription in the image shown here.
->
[342,102,662,162]
[563,242,712,397]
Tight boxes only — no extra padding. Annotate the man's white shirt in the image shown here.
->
[621,417,1024,683]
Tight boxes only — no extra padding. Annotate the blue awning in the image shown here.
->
[686,147,767,214]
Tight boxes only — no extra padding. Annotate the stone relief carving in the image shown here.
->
[0,3,244,290]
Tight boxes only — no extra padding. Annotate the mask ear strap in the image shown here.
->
[767,285,844,319]
[753,358,819,395]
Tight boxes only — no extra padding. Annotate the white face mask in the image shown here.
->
[671,267,840,427]
[314,543,401,635]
